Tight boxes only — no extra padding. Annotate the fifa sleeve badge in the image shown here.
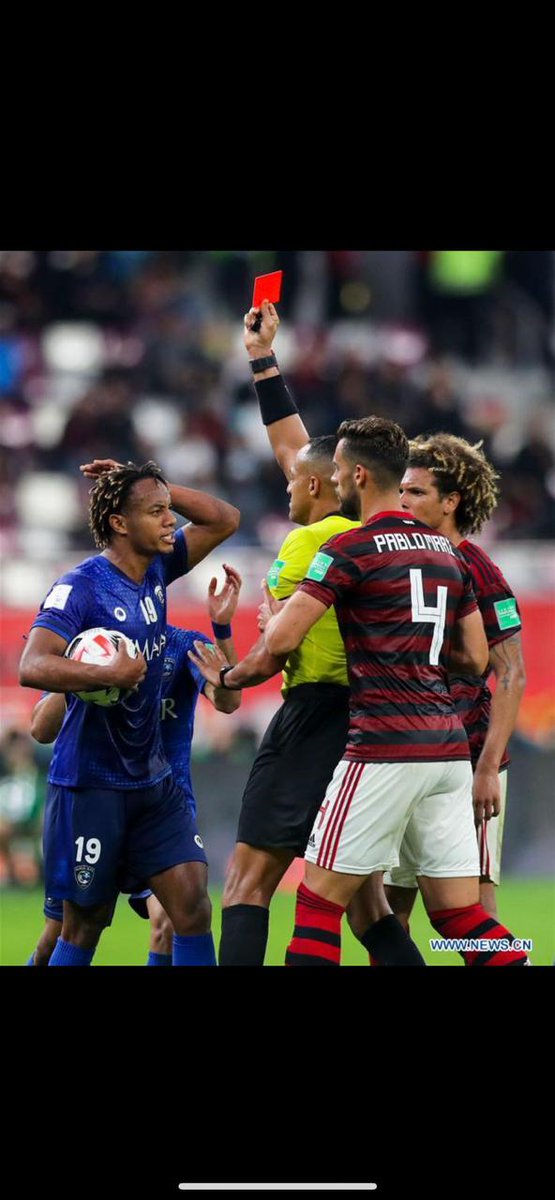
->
[494,598,521,630]
[267,559,285,588]
[306,552,334,582]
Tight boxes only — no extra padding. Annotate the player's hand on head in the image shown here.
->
[207,563,243,624]
[105,641,147,689]
[188,640,227,687]
[79,458,124,479]
[472,765,501,823]
[243,300,279,354]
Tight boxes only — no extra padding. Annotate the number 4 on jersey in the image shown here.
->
[410,568,447,665]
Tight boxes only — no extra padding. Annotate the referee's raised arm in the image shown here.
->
[245,300,310,479]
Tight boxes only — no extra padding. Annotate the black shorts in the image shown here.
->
[237,683,350,854]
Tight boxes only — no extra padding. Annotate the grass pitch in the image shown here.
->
[1,878,553,966]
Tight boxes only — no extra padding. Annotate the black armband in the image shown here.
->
[254,374,299,427]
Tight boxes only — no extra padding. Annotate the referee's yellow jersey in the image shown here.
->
[266,514,359,695]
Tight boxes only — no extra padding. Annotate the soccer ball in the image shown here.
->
[65,627,138,706]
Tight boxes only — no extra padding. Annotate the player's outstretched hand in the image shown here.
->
[472,764,501,824]
[244,300,279,356]
[188,640,228,688]
[207,563,242,627]
[257,580,282,632]
[79,458,124,479]
[105,641,147,690]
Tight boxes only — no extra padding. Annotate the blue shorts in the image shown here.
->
[128,889,153,919]
[43,775,208,908]
[44,894,116,927]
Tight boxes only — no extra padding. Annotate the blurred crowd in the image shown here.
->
[0,249,554,559]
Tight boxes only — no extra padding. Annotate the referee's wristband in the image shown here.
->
[211,622,232,640]
[249,353,278,373]
[254,374,299,426]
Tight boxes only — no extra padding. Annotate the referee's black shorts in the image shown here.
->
[237,682,350,855]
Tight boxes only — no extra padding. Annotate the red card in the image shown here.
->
[252,270,283,308]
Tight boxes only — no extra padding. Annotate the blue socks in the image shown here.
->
[26,953,36,966]
[172,932,217,966]
[146,951,172,967]
[48,937,95,967]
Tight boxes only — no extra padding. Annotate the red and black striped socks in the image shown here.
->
[428,903,529,966]
[286,883,343,966]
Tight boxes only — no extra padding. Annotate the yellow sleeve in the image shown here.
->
[266,528,316,600]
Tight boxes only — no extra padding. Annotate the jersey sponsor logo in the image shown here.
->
[75,866,95,889]
[374,531,456,556]
[132,632,167,662]
[43,583,73,610]
[494,598,521,630]
[194,833,204,849]
[267,559,285,588]
[114,606,127,621]
[306,551,334,582]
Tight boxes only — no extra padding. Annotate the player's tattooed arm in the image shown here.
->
[473,632,526,823]
[245,300,310,480]
[30,692,67,744]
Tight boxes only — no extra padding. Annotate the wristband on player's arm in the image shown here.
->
[211,622,232,640]
[254,374,299,427]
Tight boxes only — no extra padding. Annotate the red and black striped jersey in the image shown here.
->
[450,539,522,770]
[298,511,477,763]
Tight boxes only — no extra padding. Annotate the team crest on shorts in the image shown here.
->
[194,834,204,849]
[75,866,95,889]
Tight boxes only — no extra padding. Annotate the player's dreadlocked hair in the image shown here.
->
[337,416,409,487]
[89,461,168,549]
[408,433,500,535]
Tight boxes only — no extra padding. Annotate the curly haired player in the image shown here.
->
[19,459,239,966]
[348,432,526,957]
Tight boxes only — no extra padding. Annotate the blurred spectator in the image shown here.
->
[412,359,479,441]
[0,728,46,886]
[497,412,555,539]
[56,366,147,473]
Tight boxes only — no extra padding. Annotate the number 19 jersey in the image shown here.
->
[30,531,189,789]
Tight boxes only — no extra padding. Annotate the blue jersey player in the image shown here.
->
[19,460,239,966]
[28,573,242,965]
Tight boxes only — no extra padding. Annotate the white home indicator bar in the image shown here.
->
[178,1187,377,1192]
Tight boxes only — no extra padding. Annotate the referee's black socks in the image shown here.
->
[360,915,426,966]
[219,904,269,966]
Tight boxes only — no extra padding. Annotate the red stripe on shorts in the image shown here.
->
[319,761,364,871]
[317,762,357,870]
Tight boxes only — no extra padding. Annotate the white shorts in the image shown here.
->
[304,757,479,878]
[385,769,508,888]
